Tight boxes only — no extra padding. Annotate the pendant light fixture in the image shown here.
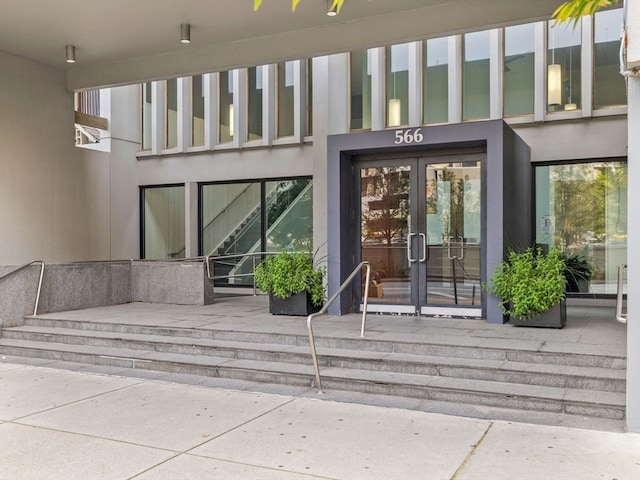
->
[65,45,76,63]
[180,24,191,44]
[326,0,338,16]
[547,28,561,106]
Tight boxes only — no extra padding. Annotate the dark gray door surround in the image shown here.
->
[327,120,532,323]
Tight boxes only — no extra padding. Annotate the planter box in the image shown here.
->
[509,300,566,328]
[269,291,322,316]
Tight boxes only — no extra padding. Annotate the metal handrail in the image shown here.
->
[0,260,45,316]
[307,261,371,394]
[616,264,627,324]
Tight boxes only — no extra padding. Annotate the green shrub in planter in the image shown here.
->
[483,247,566,320]
[254,250,326,307]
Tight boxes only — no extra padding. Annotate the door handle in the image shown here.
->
[458,236,465,260]
[419,233,427,262]
[407,232,417,263]
[447,236,454,260]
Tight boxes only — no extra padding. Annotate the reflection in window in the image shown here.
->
[192,75,205,146]
[266,179,313,251]
[386,43,410,127]
[548,22,581,111]
[248,66,264,140]
[166,78,178,149]
[350,49,372,130]
[219,70,233,144]
[142,185,185,260]
[423,37,449,124]
[278,61,295,138]
[142,82,152,150]
[536,161,627,293]
[504,24,535,116]
[463,30,490,120]
[594,9,626,108]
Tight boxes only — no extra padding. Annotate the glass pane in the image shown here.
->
[192,75,205,147]
[360,166,411,304]
[463,30,490,120]
[265,179,313,251]
[548,22,581,111]
[504,24,535,116]
[423,37,449,124]
[386,43,410,127]
[536,162,627,293]
[350,49,372,130]
[142,82,152,150]
[219,70,233,144]
[594,9,626,108]
[425,162,481,306]
[166,78,177,149]
[248,66,264,140]
[142,186,185,260]
[277,61,295,138]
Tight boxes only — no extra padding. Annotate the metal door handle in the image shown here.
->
[407,232,417,263]
[447,236,454,260]
[458,236,464,260]
[419,233,427,262]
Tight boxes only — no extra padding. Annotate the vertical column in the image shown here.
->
[177,77,191,151]
[151,81,164,155]
[408,41,423,127]
[581,15,594,117]
[263,64,276,146]
[293,59,304,141]
[534,21,546,122]
[490,29,503,120]
[232,69,245,148]
[184,182,199,258]
[370,47,385,131]
[448,35,462,124]
[204,73,219,149]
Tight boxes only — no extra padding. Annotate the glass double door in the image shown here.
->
[359,155,482,316]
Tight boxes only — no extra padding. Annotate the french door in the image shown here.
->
[358,153,483,317]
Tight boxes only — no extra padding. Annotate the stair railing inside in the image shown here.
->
[0,260,45,316]
[307,261,371,394]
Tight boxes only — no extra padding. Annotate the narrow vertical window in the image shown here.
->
[219,70,233,144]
[504,24,535,116]
[548,22,581,112]
[142,82,152,150]
[166,78,178,149]
[191,74,205,146]
[277,61,295,138]
[386,43,410,128]
[423,37,449,124]
[463,30,490,120]
[350,49,372,130]
[594,8,626,108]
[248,66,264,140]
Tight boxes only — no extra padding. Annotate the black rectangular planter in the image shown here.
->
[509,300,566,328]
[269,291,322,316]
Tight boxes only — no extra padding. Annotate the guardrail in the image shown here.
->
[616,264,627,324]
[0,260,45,316]
[307,261,371,394]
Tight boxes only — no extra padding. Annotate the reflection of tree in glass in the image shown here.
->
[267,179,313,250]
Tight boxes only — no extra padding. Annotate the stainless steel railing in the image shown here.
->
[616,264,627,324]
[0,260,45,316]
[307,261,371,394]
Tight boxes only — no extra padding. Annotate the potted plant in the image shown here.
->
[254,250,326,315]
[483,247,567,328]
[560,251,593,293]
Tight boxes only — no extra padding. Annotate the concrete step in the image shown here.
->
[3,325,626,393]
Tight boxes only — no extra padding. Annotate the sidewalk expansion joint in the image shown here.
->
[449,421,494,480]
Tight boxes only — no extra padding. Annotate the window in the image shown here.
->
[277,61,295,138]
[386,43,410,127]
[142,82,152,150]
[548,22,581,112]
[192,75,205,146]
[219,70,234,144]
[423,37,449,124]
[248,66,264,140]
[350,49,372,130]
[166,78,178,149]
[504,24,535,116]
[463,30,491,120]
[141,185,185,260]
[536,161,627,294]
[594,8,626,108]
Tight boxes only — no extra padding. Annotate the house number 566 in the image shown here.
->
[394,128,424,145]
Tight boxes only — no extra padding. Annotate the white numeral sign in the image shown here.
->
[394,128,424,145]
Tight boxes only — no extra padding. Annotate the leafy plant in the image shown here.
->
[483,247,566,319]
[560,251,593,291]
[254,250,326,306]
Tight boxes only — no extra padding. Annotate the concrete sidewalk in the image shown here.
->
[1,361,638,480]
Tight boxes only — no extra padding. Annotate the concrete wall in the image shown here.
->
[131,261,213,305]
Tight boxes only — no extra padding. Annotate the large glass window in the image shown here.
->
[548,22,581,111]
[248,66,264,140]
[536,161,627,294]
[350,49,372,130]
[594,9,626,108]
[165,78,178,149]
[142,82,152,150]
[504,24,535,116]
[463,30,491,120]
[219,70,234,144]
[191,74,205,146]
[423,37,449,124]
[141,185,185,260]
[277,61,295,138]
[386,43,410,127]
